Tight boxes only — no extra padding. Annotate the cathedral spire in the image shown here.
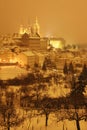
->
[19,25,24,35]
[35,16,40,35]
[35,16,38,24]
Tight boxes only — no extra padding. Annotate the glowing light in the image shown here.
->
[9,58,17,63]
[10,59,13,63]
[50,40,63,49]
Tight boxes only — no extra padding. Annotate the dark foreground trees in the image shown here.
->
[65,69,87,130]
[0,91,25,130]
[0,65,87,130]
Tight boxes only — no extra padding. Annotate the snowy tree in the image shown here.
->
[79,64,87,84]
[68,62,74,74]
[42,61,47,71]
[63,62,68,75]
[66,73,87,130]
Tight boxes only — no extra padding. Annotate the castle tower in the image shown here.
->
[19,25,30,35]
[28,25,31,35]
[19,25,24,35]
[35,17,40,35]
[32,17,40,36]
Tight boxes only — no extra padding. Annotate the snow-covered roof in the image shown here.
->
[22,51,35,56]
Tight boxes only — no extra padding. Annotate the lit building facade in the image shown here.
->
[17,51,36,67]
[17,51,45,68]
[49,38,65,49]
[0,50,17,64]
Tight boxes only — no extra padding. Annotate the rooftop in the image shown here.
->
[22,51,35,56]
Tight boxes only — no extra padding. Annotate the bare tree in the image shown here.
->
[38,97,58,127]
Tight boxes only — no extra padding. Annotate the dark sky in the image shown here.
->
[0,0,87,45]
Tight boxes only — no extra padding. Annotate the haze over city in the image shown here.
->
[0,0,87,46]
[0,1,87,130]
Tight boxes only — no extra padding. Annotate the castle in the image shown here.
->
[17,17,49,50]
[18,18,65,50]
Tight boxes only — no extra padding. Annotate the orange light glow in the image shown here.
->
[50,40,63,49]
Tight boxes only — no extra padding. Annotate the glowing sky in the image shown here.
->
[0,0,87,45]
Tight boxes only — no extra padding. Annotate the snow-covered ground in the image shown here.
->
[0,66,27,80]
[13,113,87,130]
[7,108,86,130]
[0,66,87,130]
[48,84,71,97]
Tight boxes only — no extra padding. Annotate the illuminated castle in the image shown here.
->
[18,17,65,50]
[19,17,40,37]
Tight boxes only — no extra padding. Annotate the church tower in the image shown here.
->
[32,17,40,36]
[35,17,40,35]
[19,25,24,35]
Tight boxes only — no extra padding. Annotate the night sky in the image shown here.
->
[0,0,87,46]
